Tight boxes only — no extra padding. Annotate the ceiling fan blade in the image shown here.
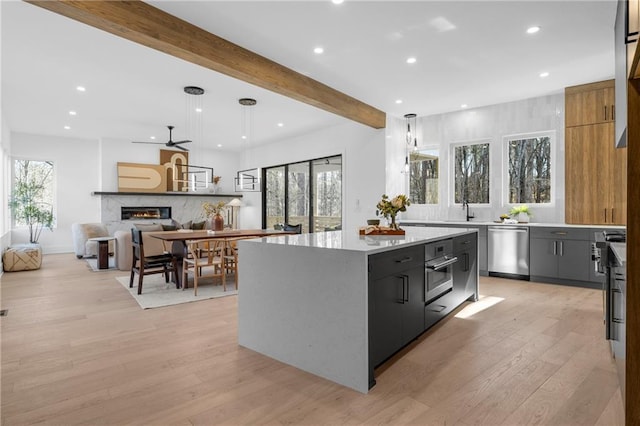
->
[132,141,163,144]
[171,140,192,145]
[174,145,189,152]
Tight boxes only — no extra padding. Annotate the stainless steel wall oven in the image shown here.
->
[425,239,457,303]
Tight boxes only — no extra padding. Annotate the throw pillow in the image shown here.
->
[134,223,163,232]
[191,221,206,230]
[180,220,192,230]
[161,224,178,231]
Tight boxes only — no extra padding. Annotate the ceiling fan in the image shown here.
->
[132,125,191,151]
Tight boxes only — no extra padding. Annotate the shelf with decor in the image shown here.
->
[92,191,242,198]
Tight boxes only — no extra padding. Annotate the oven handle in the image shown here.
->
[605,271,611,340]
[427,256,458,271]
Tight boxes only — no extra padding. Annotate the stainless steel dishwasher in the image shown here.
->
[488,226,530,280]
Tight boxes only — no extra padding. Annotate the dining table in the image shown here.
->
[149,228,295,288]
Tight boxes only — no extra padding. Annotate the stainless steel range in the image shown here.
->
[592,229,626,340]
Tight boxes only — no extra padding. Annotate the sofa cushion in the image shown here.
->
[134,223,164,232]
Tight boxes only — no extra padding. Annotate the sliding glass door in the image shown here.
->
[263,155,342,232]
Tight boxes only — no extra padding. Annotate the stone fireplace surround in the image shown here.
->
[93,192,240,234]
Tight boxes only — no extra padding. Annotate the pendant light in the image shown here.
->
[178,85,213,192]
[403,113,417,173]
[235,98,261,191]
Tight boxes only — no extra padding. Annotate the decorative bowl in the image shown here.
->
[367,219,380,226]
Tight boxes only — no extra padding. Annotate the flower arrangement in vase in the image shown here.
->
[376,194,411,230]
[202,201,226,230]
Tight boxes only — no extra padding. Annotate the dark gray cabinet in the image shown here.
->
[369,245,424,367]
[529,227,592,286]
[453,233,478,297]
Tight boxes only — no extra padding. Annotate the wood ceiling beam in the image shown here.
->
[26,0,386,129]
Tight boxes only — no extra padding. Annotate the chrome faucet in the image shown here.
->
[462,200,475,222]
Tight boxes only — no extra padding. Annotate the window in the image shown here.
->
[263,155,342,232]
[506,134,551,204]
[10,159,55,236]
[453,142,490,204]
[410,148,439,204]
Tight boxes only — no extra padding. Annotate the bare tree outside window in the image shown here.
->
[265,167,285,229]
[454,143,490,204]
[507,136,551,204]
[409,148,439,204]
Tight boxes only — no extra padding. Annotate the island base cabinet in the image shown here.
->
[369,266,424,367]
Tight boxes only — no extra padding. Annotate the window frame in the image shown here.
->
[10,156,57,229]
[262,154,342,232]
[449,139,492,206]
[501,130,556,209]
[408,145,440,205]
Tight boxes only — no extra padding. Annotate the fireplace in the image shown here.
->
[121,206,172,220]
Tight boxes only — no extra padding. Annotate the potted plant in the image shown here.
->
[202,201,226,230]
[376,194,410,230]
[9,188,54,244]
[509,204,531,223]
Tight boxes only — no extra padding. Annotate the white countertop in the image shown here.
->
[401,220,626,229]
[242,227,477,255]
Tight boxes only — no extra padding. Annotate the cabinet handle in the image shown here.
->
[604,208,608,223]
[397,276,406,304]
[553,241,557,256]
[396,257,413,264]
[611,208,615,223]
[402,275,409,303]
[612,105,615,120]
[559,241,564,257]
[604,105,607,121]
[552,231,568,235]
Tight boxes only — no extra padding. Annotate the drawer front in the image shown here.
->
[369,245,424,279]
[453,234,477,253]
[529,227,591,240]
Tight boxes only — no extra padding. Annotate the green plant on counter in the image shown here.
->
[509,204,532,217]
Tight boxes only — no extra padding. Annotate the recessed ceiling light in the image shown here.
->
[64,125,71,130]
[217,144,222,148]
[195,108,203,113]
[241,135,247,140]
[461,104,468,108]
[76,86,86,92]
[277,123,284,127]
[406,57,417,64]
[527,26,540,34]
[69,111,77,116]
[314,47,324,54]
[539,71,550,78]
[395,99,403,104]
[150,136,156,140]
[332,0,344,4]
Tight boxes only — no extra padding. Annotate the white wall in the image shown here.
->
[239,121,386,231]
[1,113,12,269]
[10,132,101,253]
[395,93,566,224]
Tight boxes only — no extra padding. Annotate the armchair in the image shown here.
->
[71,223,113,259]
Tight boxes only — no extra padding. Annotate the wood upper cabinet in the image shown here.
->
[565,80,616,127]
[565,122,627,225]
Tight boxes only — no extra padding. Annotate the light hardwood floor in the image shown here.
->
[1,254,624,425]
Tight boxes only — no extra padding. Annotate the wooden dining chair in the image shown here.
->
[129,229,180,295]
[221,238,242,290]
[183,239,226,295]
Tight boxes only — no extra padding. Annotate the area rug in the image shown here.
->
[115,275,237,309]
[85,257,116,271]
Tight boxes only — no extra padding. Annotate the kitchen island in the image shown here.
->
[237,227,478,393]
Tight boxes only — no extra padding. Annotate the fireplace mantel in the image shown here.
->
[92,191,242,198]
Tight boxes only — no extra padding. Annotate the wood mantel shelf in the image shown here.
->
[92,192,242,198]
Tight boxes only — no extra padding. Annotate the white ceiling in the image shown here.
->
[1,1,617,152]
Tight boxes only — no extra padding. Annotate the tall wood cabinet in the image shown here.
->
[565,80,627,225]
